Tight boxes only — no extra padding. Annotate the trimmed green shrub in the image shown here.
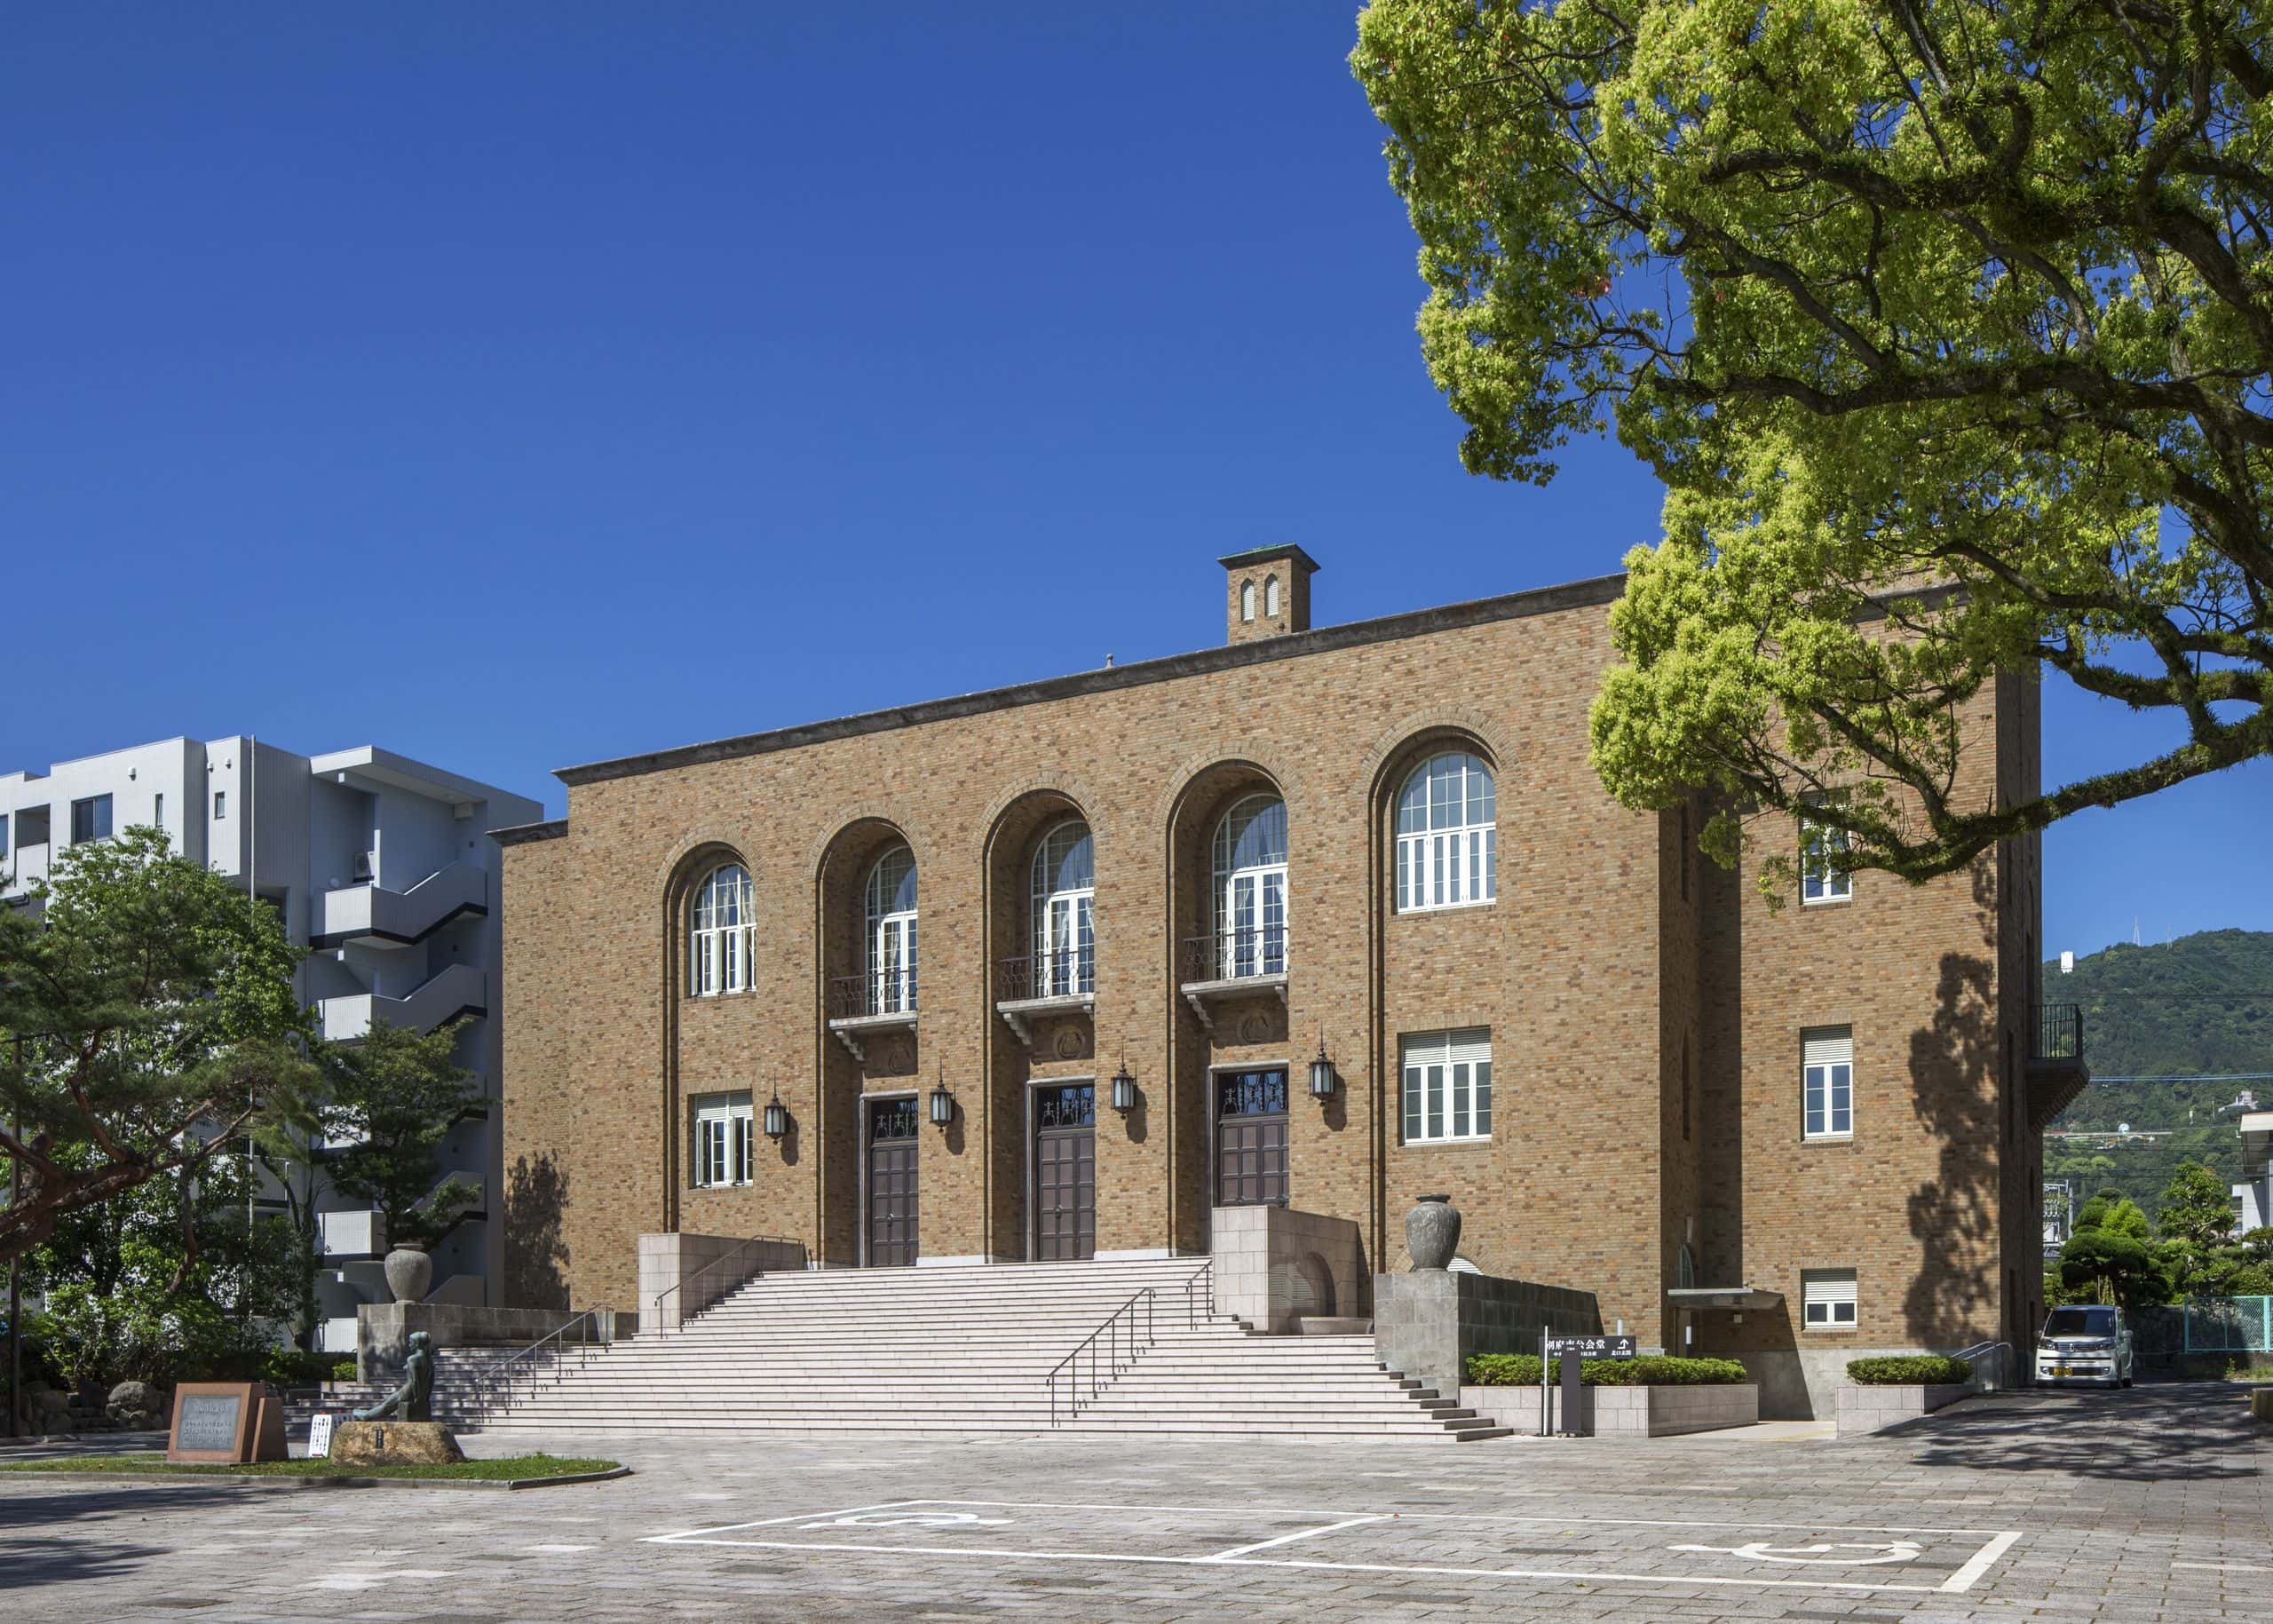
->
[1847,1355,1975,1386]
[1463,1353,1749,1387]
[331,1359,359,1383]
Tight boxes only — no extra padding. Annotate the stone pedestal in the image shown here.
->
[1374,1271,1601,1398]
[329,1421,467,1468]
[1209,1206,1367,1334]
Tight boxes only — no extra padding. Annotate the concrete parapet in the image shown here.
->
[638,1232,808,1330]
[1209,1206,1367,1334]
[1374,1271,1599,1398]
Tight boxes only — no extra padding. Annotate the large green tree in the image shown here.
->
[305,1017,483,1254]
[1355,0,2273,888]
[0,828,316,1266]
[2059,1190,2166,1305]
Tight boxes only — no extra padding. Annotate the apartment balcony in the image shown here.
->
[994,950,1095,1048]
[826,970,916,1062]
[2026,1002,2090,1130]
[313,860,488,949]
[319,1208,384,1259]
[1176,929,1287,1033]
[319,962,488,1042]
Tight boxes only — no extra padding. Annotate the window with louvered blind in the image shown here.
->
[1400,1028,1493,1144]
[1802,1268,1857,1330]
[1802,1027,1853,1140]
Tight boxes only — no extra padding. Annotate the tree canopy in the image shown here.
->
[1354,0,2273,888]
[0,828,316,1265]
[304,1017,483,1253]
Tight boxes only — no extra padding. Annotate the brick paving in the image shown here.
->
[0,1381,2265,1621]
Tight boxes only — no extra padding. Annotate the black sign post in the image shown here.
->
[1544,1334,1638,1437]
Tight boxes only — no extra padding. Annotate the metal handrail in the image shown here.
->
[653,1234,805,1334]
[1177,929,1289,985]
[1045,1287,1157,1426]
[465,1305,614,1416]
[1952,1339,2016,1391]
[1181,1259,1215,1329]
[2033,1003,2084,1062]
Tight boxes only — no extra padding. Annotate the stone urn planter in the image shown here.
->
[383,1243,433,1303]
[1405,1194,1461,1271]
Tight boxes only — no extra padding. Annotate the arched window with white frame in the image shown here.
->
[1030,820,1094,998]
[1264,574,1280,616]
[688,863,754,996]
[1395,751,1496,911]
[865,844,919,1014]
[1211,794,1287,978]
[1239,580,1255,622]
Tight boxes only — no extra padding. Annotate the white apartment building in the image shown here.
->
[2237,1111,2273,1235]
[1,736,542,1351]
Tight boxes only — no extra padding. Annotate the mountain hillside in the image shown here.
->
[2046,930,2273,1221]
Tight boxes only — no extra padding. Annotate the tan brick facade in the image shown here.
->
[496,563,2040,1394]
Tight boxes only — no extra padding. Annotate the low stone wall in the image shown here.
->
[358,1303,606,1382]
[1459,1382,1757,1437]
[1210,1205,1366,1334]
[1833,1382,1972,1438]
[1374,1271,1600,1399]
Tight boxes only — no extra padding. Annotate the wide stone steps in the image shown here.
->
[461,1262,1499,1441]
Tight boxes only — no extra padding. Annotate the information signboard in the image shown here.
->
[1546,1334,1638,1360]
[308,1411,337,1460]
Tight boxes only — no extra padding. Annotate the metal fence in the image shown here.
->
[2182,1295,2273,1353]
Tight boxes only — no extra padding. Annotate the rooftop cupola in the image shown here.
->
[1219,545,1319,645]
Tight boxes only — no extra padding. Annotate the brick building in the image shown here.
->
[495,549,2063,1415]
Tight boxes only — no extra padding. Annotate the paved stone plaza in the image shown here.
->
[0,1382,2265,1621]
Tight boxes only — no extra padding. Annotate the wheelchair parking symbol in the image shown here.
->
[802,1510,1015,1530]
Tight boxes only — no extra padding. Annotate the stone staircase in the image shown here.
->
[463,1256,1509,1441]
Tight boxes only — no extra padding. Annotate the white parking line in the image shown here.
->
[642,1498,2025,1596]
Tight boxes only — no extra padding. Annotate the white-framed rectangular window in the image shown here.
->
[691,1091,755,1187]
[1401,1028,1492,1144]
[213,789,227,820]
[1802,1027,1853,1140]
[1802,1268,1857,1330]
[1801,813,1852,904]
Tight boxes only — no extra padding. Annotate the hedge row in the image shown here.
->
[1846,1355,1975,1386]
[1463,1353,1750,1387]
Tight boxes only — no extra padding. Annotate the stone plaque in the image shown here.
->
[167,1382,289,1464]
[176,1392,242,1454]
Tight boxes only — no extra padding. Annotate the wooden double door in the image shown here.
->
[1033,1083,1096,1261]
[1215,1067,1289,1207]
[867,1095,919,1267]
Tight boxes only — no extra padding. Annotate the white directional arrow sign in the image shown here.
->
[1668,1539,1924,1566]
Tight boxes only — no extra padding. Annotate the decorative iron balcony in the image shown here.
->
[996,949,1096,1004]
[2033,1003,2084,1064]
[827,969,917,1022]
[1178,928,1288,986]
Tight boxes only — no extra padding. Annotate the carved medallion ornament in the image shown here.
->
[1052,1026,1089,1060]
[1237,1010,1272,1045]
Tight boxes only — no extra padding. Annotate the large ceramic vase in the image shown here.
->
[1405,1194,1461,1271]
[383,1244,433,1303]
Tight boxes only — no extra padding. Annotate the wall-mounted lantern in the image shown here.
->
[928,1079,956,1129]
[763,1092,790,1141]
[1110,1060,1137,1114]
[1308,1036,1337,1101]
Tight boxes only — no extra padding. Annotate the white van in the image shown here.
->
[2037,1304,2134,1387]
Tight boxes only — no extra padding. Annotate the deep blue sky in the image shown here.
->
[3,4,2261,956]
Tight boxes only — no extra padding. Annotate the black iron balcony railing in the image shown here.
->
[2033,1002,2084,1064]
[1178,928,1289,986]
[828,968,917,1021]
[996,948,1096,1003]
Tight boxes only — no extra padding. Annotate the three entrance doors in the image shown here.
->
[1033,1083,1096,1261]
[867,1094,919,1266]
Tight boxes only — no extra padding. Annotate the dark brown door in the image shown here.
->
[1216,1068,1288,1207]
[1034,1084,1096,1261]
[867,1095,919,1267]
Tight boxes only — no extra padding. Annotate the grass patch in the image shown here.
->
[0,1452,619,1482]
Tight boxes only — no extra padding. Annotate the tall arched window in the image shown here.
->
[1264,574,1280,616]
[689,863,754,996]
[1030,820,1094,997]
[1212,794,1287,978]
[1396,751,1496,911]
[1239,580,1255,621]
[865,845,918,1014]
